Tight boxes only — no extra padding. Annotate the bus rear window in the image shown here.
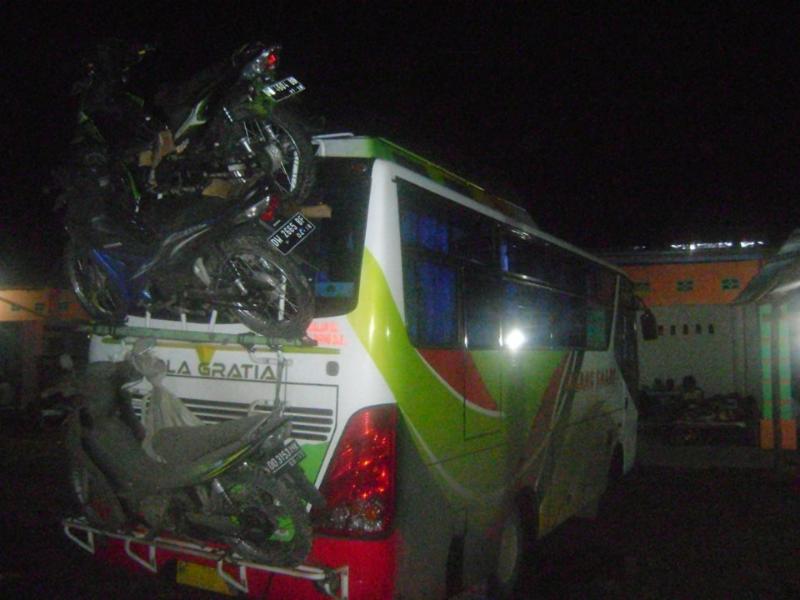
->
[295,159,371,317]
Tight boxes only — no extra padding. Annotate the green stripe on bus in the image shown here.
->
[348,250,565,503]
[300,442,329,482]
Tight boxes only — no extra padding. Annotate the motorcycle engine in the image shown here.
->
[239,506,277,543]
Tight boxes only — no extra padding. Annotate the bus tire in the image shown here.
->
[598,444,624,522]
[445,534,465,598]
[489,490,539,599]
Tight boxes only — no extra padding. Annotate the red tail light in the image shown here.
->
[314,405,397,538]
[264,49,280,70]
[259,194,280,223]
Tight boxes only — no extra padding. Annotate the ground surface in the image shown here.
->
[2,422,799,599]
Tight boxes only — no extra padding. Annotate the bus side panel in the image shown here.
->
[393,415,463,599]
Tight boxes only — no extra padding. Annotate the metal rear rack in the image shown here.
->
[84,322,314,348]
[63,517,348,599]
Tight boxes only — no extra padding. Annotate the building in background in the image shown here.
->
[604,242,766,420]
[0,287,88,410]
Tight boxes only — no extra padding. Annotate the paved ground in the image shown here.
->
[2,421,800,599]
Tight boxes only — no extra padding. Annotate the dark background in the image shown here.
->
[3,3,800,280]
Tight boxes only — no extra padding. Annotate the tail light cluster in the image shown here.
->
[314,405,397,538]
[262,47,280,71]
[259,194,280,223]
[241,45,281,80]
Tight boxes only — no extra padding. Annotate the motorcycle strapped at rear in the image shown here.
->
[66,39,315,203]
[58,39,321,338]
[65,341,323,566]
[64,174,315,339]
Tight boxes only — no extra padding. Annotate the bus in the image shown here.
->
[87,135,649,598]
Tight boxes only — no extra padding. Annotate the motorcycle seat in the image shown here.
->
[157,195,229,233]
[88,213,153,255]
[154,61,228,133]
[150,413,283,464]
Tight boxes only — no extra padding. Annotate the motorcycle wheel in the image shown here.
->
[66,416,127,529]
[243,106,316,201]
[65,240,127,323]
[227,472,314,566]
[213,233,313,339]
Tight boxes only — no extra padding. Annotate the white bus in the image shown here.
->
[88,135,647,598]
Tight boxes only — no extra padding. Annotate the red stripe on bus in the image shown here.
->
[417,349,498,411]
[525,353,569,454]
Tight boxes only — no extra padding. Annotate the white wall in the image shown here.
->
[639,304,761,400]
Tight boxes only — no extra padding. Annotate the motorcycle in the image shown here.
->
[64,173,315,339]
[65,343,323,566]
[65,38,315,204]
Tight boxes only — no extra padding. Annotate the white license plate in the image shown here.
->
[268,213,315,255]
[263,76,305,102]
[263,439,305,476]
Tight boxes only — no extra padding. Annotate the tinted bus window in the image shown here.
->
[298,159,371,317]
[501,231,585,296]
[503,280,587,349]
[586,268,616,350]
[402,257,458,347]
[398,179,495,265]
[464,272,501,349]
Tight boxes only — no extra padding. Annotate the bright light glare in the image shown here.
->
[670,240,765,251]
[504,328,526,351]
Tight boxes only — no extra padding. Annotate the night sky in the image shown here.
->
[2,4,800,281]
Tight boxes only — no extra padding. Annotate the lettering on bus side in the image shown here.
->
[569,368,618,392]
[165,360,276,381]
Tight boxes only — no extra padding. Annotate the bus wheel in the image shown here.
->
[598,445,624,522]
[489,491,538,599]
[445,535,465,598]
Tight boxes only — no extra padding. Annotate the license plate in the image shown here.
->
[176,561,234,595]
[263,76,305,102]
[263,439,305,476]
[268,213,315,255]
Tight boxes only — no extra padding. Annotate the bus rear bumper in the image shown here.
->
[63,518,398,599]
[269,533,398,599]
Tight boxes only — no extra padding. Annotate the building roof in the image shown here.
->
[602,245,768,266]
[735,229,800,304]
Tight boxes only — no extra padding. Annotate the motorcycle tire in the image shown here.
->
[227,472,313,566]
[65,240,128,323]
[214,232,313,339]
[242,106,316,202]
[65,415,127,529]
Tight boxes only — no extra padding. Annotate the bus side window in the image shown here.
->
[450,218,494,265]
[464,273,501,349]
[502,281,586,349]
[557,293,588,348]
[403,257,458,348]
[399,179,495,266]
[400,209,449,253]
[586,267,616,350]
